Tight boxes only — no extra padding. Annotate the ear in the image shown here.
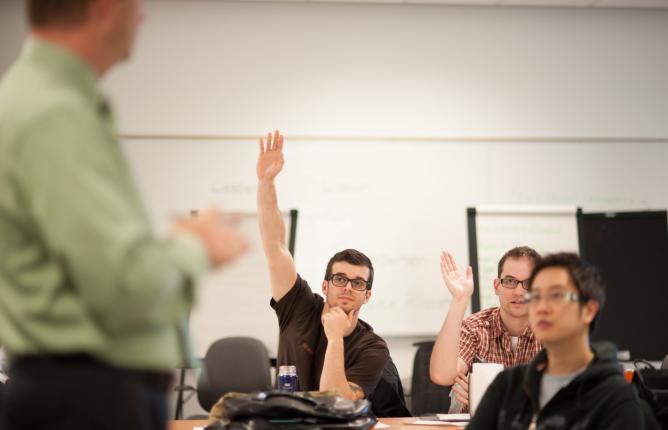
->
[581,300,600,325]
[322,280,328,295]
[91,0,114,20]
[87,0,115,35]
[493,278,500,296]
[363,289,372,304]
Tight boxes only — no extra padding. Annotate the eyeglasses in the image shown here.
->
[522,290,581,306]
[498,278,530,290]
[329,274,369,292]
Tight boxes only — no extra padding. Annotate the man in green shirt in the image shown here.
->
[0,1,248,429]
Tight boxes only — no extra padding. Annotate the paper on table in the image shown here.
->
[435,413,470,422]
[374,422,391,428]
[409,421,467,427]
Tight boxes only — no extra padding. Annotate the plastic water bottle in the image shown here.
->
[278,365,298,392]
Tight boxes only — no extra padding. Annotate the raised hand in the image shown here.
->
[256,130,284,182]
[440,251,474,301]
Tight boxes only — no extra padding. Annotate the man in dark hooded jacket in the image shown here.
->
[467,253,657,430]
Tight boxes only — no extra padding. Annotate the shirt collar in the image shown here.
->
[490,307,536,340]
[21,36,106,110]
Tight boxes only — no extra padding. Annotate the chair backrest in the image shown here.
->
[410,341,451,416]
[197,337,272,412]
[369,355,411,417]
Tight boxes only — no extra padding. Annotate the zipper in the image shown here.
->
[524,382,540,430]
[528,412,538,430]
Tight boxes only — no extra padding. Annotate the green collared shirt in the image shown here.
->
[0,37,209,370]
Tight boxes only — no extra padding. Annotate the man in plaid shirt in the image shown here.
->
[429,246,543,412]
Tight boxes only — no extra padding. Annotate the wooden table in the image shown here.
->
[169,417,462,430]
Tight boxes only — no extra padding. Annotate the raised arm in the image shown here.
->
[256,131,297,302]
[430,251,474,386]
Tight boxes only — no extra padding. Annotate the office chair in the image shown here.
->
[409,341,451,416]
[197,337,272,412]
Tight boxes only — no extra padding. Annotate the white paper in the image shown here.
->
[435,413,470,422]
[374,422,391,428]
[409,421,467,427]
[469,363,503,416]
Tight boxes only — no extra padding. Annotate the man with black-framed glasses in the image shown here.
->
[256,131,392,405]
[467,252,655,429]
[430,246,543,412]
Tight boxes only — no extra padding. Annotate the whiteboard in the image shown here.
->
[121,137,668,351]
[187,212,293,358]
[470,206,579,311]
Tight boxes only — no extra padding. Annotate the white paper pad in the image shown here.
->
[409,420,467,427]
[435,413,470,422]
[469,362,503,415]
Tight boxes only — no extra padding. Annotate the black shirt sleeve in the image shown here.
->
[345,340,389,398]
[270,275,321,332]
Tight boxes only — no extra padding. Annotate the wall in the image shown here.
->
[106,1,668,138]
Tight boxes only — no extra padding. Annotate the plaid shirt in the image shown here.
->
[458,307,542,370]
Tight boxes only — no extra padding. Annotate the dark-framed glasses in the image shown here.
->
[522,290,580,306]
[329,274,369,292]
[499,277,530,290]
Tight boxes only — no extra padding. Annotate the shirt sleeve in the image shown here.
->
[270,275,320,331]
[15,102,210,333]
[596,389,648,430]
[598,400,646,430]
[345,343,389,398]
[458,319,480,370]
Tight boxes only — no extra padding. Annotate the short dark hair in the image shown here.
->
[324,249,374,290]
[497,246,541,277]
[528,252,606,334]
[26,0,93,27]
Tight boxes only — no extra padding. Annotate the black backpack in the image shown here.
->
[205,391,376,430]
[633,360,668,429]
